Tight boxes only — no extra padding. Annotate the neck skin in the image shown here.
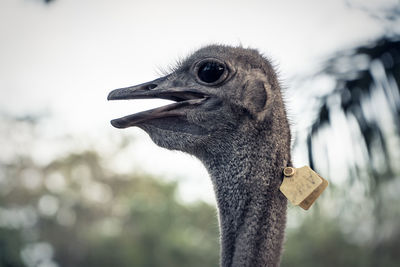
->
[200,124,290,267]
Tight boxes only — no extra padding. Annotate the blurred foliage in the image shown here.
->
[306,3,400,199]
[1,111,399,267]
[0,116,220,267]
[308,37,400,175]
[303,5,400,264]
[282,209,400,267]
[302,7,400,266]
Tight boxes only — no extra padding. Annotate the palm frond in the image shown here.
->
[308,37,400,186]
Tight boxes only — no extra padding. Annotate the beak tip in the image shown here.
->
[110,119,118,128]
[107,91,116,101]
[110,119,125,129]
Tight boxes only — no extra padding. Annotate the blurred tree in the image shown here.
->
[307,37,400,177]
[1,112,399,267]
[281,209,400,267]
[304,6,400,266]
[0,115,219,267]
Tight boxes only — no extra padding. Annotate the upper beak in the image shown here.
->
[108,77,206,102]
[108,77,207,128]
[108,78,166,101]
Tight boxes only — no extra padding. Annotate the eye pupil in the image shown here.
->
[198,62,225,83]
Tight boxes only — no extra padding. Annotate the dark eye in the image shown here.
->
[198,61,225,83]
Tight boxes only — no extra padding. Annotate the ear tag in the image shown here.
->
[280,166,328,210]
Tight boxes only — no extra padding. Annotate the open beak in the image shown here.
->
[108,77,207,128]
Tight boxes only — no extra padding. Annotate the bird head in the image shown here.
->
[108,45,286,156]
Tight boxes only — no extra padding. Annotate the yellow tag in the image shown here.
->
[280,166,328,210]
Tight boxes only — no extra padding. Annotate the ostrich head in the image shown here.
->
[109,45,292,267]
[108,45,288,158]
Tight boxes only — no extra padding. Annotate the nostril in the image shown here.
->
[147,84,157,90]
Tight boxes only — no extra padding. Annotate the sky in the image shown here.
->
[0,0,391,202]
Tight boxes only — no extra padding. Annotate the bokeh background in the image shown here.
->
[1,0,399,266]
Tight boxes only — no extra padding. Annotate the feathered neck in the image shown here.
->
[200,122,290,267]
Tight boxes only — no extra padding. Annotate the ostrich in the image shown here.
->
[108,45,291,267]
